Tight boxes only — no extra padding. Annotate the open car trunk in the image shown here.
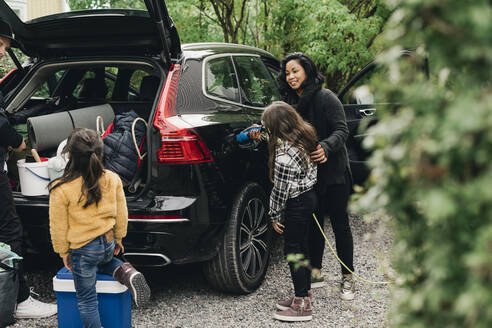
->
[0,0,181,61]
[6,59,164,204]
[0,0,182,202]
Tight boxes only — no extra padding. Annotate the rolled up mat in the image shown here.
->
[27,111,74,152]
[27,104,115,151]
[70,104,115,131]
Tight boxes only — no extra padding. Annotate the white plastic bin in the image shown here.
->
[17,159,50,196]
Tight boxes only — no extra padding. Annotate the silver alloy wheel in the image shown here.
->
[203,182,270,293]
[239,198,269,279]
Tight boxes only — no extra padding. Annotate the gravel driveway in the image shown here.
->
[9,214,392,328]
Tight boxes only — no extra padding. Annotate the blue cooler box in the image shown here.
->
[53,267,131,328]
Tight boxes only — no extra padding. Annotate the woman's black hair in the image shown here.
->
[278,52,324,98]
[49,128,105,208]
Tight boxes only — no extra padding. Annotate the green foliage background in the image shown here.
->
[2,1,491,326]
[353,0,492,326]
[1,0,390,92]
[167,0,391,90]
[0,48,24,79]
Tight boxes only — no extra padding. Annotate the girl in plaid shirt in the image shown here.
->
[261,101,318,322]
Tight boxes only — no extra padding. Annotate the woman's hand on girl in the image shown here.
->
[272,222,285,234]
[311,144,327,163]
[114,241,124,255]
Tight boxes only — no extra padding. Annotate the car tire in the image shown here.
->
[203,182,272,294]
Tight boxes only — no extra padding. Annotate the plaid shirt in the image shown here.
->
[269,141,317,223]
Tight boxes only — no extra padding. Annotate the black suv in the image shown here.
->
[0,0,282,294]
[0,0,385,294]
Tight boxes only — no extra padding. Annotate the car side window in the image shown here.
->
[266,66,280,88]
[73,68,115,100]
[205,57,240,103]
[32,69,66,99]
[129,70,151,100]
[343,55,426,105]
[73,71,94,98]
[233,56,279,107]
[342,66,386,106]
[104,67,118,99]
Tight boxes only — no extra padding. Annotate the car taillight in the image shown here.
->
[153,64,213,164]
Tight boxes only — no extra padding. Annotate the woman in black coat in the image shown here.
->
[278,52,356,300]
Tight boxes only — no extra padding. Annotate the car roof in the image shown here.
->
[182,43,276,60]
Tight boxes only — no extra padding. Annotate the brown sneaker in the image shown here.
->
[273,296,312,322]
[276,290,313,311]
[113,263,151,307]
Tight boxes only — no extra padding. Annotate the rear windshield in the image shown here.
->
[9,0,147,23]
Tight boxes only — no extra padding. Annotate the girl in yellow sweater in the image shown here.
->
[49,128,150,328]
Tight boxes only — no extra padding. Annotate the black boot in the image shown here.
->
[113,263,150,307]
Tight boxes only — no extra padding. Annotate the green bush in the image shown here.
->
[268,0,390,90]
[353,0,492,326]
[0,48,27,78]
[0,55,16,78]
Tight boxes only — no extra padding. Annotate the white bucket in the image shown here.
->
[17,159,50,196]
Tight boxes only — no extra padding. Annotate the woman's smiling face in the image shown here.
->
[285,59,306,93]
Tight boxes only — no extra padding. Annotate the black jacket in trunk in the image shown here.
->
[103,111,146,184]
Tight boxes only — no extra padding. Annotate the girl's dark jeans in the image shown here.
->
[70,235,123,328]
[311,170,354,275]
[283,189,317,297]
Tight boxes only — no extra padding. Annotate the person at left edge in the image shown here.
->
[0,19,58,319]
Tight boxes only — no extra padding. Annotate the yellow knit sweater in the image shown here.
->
[49,170,128,257]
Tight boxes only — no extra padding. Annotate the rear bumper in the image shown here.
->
[124,215,223,266]
[14,193,222,265]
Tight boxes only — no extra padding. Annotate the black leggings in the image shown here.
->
[0,172,30,303]
[283,189,317,297]
[310,172,354,275]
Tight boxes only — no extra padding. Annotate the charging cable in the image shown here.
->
[312,213,391,285]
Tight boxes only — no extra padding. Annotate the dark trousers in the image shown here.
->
[0,172,30,303]
[310,171,354,275]
[283,189,317,297]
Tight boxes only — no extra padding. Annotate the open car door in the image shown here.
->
[338,50,429,186]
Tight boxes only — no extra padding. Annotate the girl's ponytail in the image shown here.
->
[49,128,105,208]
[82,151,104,208]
